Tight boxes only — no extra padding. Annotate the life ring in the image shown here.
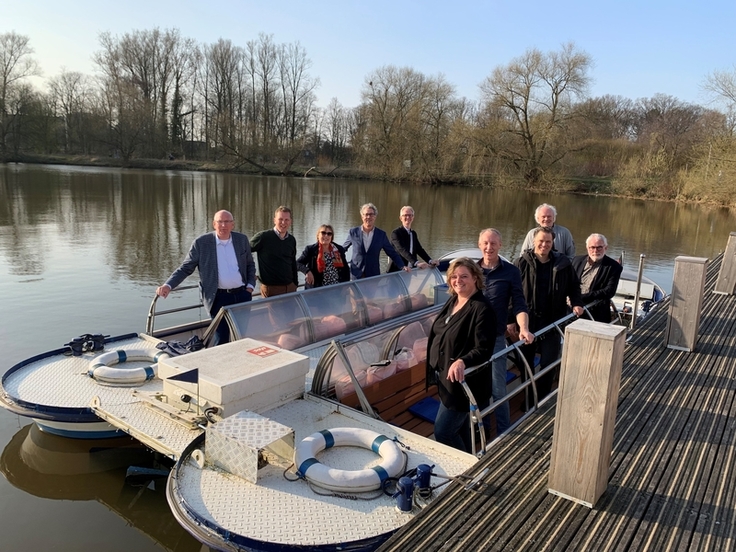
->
[88,349,170,384]
[294,427,406,493]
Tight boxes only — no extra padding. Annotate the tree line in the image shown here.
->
[1,29,736,204]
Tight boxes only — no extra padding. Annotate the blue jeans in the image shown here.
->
[491,335,511,434]
[434,402,471,453]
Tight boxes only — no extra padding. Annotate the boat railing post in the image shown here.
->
[548,319,627,508]
[630,254,646,330]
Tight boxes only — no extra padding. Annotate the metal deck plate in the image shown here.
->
[4,337,164,408]
[91,394,204,460]
[172,396,476,546]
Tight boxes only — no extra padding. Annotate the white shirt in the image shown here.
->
[362,228,374,252]
[216,237,245,289]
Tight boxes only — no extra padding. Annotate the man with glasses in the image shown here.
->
[572,233,623,323]
[156,210,256,345]
[343,203,409,279]
[387,205,438,272]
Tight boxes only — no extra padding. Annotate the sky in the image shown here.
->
[4,0,736,110]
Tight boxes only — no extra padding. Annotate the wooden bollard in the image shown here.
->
[665,256,708,351]
[714,232,736,295]
[548,319,626,508]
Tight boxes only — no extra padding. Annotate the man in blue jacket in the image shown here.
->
[156,210,256,345]
[343,203,409,279]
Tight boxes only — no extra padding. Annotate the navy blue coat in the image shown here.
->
[343,226,405,279]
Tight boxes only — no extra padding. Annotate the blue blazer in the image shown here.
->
[343,226,405,279]
[164,231,256,314]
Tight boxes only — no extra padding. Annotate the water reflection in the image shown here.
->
[0,424,200,551]
[1,164,732,293]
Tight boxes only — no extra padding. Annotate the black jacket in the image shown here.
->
[515,250,583,330]
[387,226,432,272]
[296,242,351,288]
[427,290,497,410]
[572,254,623,323]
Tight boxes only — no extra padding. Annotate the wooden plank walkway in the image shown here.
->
[378,252,736,552]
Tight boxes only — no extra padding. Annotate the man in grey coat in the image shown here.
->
[156,210,256,345]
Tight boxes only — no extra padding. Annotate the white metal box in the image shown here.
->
[158,338,309,416]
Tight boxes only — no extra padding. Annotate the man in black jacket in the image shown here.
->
[387,206,437,272]
[515,227,584,401]
[572,233,623,323]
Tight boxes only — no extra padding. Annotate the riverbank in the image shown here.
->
[3,154,734,208]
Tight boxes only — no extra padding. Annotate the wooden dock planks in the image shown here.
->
[378,252,736,552]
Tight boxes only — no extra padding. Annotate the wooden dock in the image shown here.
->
[378,252,736,551]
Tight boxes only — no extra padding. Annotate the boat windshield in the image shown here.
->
[219,268,445,349]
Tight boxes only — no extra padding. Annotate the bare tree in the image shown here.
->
[703,66,736,134]
[48,69,94,152]
[0,32,41,155]
[479,42,592,185]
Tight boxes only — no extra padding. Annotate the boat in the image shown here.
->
[0,268,444,439]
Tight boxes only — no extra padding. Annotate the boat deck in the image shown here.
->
[378,252,736,551]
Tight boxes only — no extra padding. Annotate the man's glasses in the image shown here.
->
[320,231,333,236]
[215,220,233,224]
[588,245,605,250]
[362,212,376,217]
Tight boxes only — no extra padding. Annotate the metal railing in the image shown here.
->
[461,305,599,456]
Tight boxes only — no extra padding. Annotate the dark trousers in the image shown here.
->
[210,288,252,346]
[520,331,561,403]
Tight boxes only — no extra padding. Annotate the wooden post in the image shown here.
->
[714,232,736,295]
[665,256,708,352]
[548,319,626,508]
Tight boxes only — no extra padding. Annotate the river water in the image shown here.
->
[0,163,733,550]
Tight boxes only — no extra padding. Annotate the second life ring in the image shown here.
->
[294,427,406,493]
[88,349,169,385]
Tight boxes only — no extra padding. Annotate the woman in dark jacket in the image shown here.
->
[427,257,497,452]
[297,224,351,288]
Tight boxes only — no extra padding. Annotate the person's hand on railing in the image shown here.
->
[518,327,534,345]
[156,284,171,299]
[447,358,466,383]
[572,306,584,317]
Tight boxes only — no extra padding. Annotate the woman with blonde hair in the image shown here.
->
[427,257,497,452]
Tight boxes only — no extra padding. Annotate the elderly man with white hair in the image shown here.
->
[520,203,575,259]
[571,233,623,323]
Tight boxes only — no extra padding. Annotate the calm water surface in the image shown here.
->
[0,164,733,550]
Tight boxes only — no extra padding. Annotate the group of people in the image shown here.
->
[155,203,438,344]
[155,200,623,454]
[429,203,624,452]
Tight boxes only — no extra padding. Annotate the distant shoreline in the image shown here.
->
[2,154,733,208]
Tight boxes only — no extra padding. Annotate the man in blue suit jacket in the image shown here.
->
[156,210,256,345]
[343,203,409,279]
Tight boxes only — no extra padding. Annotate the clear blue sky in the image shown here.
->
[5,0,735,109]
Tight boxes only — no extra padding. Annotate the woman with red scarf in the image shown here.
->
[297,225,351,288]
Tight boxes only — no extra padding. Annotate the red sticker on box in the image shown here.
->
[248,346,279,357]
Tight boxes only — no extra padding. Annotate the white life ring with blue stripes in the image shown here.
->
[88,349,169,385]
[294,428,406,493]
